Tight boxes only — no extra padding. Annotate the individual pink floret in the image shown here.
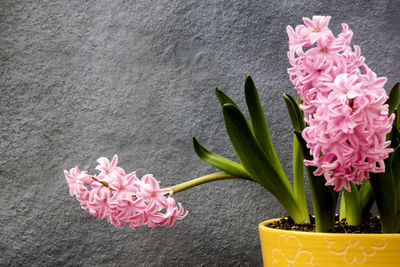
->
[302,16,333,44]
[154,196,189,227]
[136,174,172,208]
[108,171,139,199]
[95,155,125,181]
[64,167,90,196]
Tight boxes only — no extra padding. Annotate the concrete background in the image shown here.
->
[1,0,400,266]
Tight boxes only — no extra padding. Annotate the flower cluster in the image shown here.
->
[287,16,394,191]
[64,155,187,229]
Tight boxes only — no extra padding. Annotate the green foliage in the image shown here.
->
[192,137,251,179]
[193,76,309,224]
[386,82,400,115]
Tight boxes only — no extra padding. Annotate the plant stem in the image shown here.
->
[91,176,114,189]
[339,192,346,221]
[295,131,338,232]
[342,183,362,226]
[305,165,338,231]
[359,179,374,217]
[293,135,309,222]
[164,172,249,194]
[340,181,372,224]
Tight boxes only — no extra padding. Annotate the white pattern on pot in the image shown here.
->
[272,234,315,267]
[325,238,387,264]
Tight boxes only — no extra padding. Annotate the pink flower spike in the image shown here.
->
[66,156,187,229]
[287,17,394,191]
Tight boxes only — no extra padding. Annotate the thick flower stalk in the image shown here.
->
[287,16,394,192]
[65,155,187,229]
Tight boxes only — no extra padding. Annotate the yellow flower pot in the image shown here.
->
[259,218,400,266]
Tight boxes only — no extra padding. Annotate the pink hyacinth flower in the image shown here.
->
[65,156,187,229]
[287,16,394,191]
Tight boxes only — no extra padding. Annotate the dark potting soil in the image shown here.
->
[267,215,382,233]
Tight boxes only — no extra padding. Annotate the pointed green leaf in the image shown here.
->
[390,124,400,148]
[283,94,305,131]
[387,109,400,147]
[215,87,241,109]
[359,180,374,218]
[215,87,253,133]
[391,146,400,203]
[281,95,308,216]
[396,110,400,130]
[293,134,308,215]
[244,76,286,178]
[192,137,251,179]
[222,104,308,223]
[391,146,400,180]
[370,154,399,232]
[385,82,400,114]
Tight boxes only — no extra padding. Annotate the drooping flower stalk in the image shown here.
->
[65,155,187,229]
[164,172,249,193]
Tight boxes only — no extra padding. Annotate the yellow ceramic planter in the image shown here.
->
[259,218,400,266]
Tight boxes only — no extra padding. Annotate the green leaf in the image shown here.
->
[294,131,338,232]
[396,110,400,130]
[391,146,400,204]
[342,183,362,226]
[244,76,286,178]
[215,87,253,133]
[215,87,241,110]
[370,156,399,233]
[192,137,251,179]
[292,135,308,216]
[390,123,400,148]
[387,108,400,147]
[339,193,346,221]
[283,94,305,131]
[222,104,308,223]
[281,93,309,218]
[385,82,400,114]
[359,180,374,218]
[391,146,400,180]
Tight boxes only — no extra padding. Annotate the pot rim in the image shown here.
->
[259,218,400,237]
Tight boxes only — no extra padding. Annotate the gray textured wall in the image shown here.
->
[2,0,400,266]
